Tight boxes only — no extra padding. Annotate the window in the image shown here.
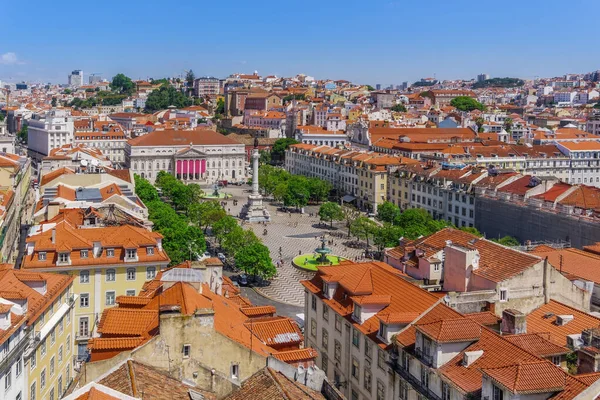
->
[376,380,385,400]
[16,357,22,377]
[30,351,36,370]
[378,349,385,370]
[499,289,507,302]
[58,376,63,397]
[335,314,342,332]
[553,356,561,366]
[126,290,136,296]
[126,249,137,259]
[311,319,317,337]
[321,328,329,349]
[399,381,409,399]
[352,329,360,348]
[30,383,36,400]
[41,338,47,357]
[352,304,361,322]
[106,291,116,306]
[363,367,372,392]
[4,368,11,390]
[402,350,409,371]
[106,248,115,257]
[79,317,89,337]
[322,305,328,321]
[183,344,191,358]
[433,263,440,272]
[80,271,89,284]
[146,247,154,255]
[38,252,46,261]
[364,338,372,359]
[40,369,46,389]
[351,390,358,400]
[80,249,88,258]
[49,388,54,400]
[231,364,239,380]
[493,385,504,400]
[58,346,63,363]
[126,268,136,281]
[146,267,156,279]
[106,269,116,282]
[58,253,69,263]
[352,358,359,379]
[80,294,89,308]
[311,295,316,311]
[334,340,341,362]
[50,356,55,376]
[59,317,64,334]
[442,382,451,400]
[420,365,429,388]
[50,328,56,344]
[321,353,328,374]
[378,322,387,341]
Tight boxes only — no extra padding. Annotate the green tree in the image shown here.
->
[503,117,514,133]
[475,117,485,133]
[134,174,160,203]
[259,150,271,165]
[342,205,360,238]
[391,104,407,112]
[492,236,520,246]
[190,201,226,232]
[235,242,276,279]
[307,178,332,203]
[212,216,239,247]
[318,202,344,228]
[51,97,57,107]
[258,165,290,196]
[365,85,375,91]
[17,125,28,143]
[271,138,299,163]
[63,88,72,95]
[0,113,4,122]
[110,73,135,94]
[450,96,485,112]
[144,84,192,112]
[460,227,483,237]
[376,202,401,224]
[215,98,225,115]
[185,70,195,89]
[222,227,260,257]
[283,176,310,209]
[350,216,378,248]
[374,223,405,253]
[396,208,450,239]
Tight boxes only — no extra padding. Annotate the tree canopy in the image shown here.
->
[492,236,520,246]
[319,202,344,227]
[145,84,192,112]
[472,77,524,89]
[235,242,276,279]
[350,216,378,248]
[271,138,299,163]
[259,165,331,205]
[391,104,407,113]
[450,96,485,112]
[110,73,135,94]
[376,201,401,224]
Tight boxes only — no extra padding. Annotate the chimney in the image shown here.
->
[51,229,56,244]
[501,309,527,335]
[463,350,484,367]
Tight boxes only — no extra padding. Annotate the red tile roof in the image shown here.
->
[482,361,566,394]
[415,318,481,343]
[127,128,241,147]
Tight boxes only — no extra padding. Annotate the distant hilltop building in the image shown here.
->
[68,69,84,87]
[477,73,490,82]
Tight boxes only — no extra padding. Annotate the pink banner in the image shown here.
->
[183,160,188,174]
[201,159,206,173]
[176,160,182,174]
[195,160,201,175]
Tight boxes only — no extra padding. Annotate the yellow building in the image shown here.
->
[20,211,170,361]
[0,266,76,400]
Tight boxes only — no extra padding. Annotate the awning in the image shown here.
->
[342,195,356,202]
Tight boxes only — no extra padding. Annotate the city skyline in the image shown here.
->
[2,0,600,84]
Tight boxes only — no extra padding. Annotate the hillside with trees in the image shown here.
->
[472,77,524,89]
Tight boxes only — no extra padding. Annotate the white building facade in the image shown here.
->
[27,109,75,159]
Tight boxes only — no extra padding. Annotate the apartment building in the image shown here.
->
[193,77,220,97]
[27,109,75,159]
[555,141,600,185]
[0,267,76,400]
[301,261,441,400]
[586,113,600,135]
[73,121,128,164]
[20,220,170,361]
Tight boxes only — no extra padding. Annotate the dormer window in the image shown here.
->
[58,253,69,264]
[38,252,47,261]
[378,321,388,342]
[353,304,362,322]
[146,247,154,255]
[106,248,115,257]
[80,250,88,259]
[126,249,137,259]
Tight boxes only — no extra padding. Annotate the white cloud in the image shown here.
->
[0,52,19,65]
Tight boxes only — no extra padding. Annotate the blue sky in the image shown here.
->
[2,0,599,85]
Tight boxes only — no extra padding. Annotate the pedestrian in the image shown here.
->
[299,250,302,256]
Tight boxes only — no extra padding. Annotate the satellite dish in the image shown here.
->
[307,367,315,375]
[80,159,88,166]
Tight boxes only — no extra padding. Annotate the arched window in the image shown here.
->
[212,161,215,168]
[225,161,229,168]
[239,160,242,167]
[141,162,145,170]
[134,163,137,170]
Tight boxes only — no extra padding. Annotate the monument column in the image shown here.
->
[241,137,271,222]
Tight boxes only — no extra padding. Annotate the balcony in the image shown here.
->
[393,361,442,400]
[415,348,434,367]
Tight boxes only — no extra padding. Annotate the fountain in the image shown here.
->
[315,234,333,263]
[293,234,345,271]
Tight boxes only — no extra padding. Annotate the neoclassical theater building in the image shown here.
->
[125,128,247,183]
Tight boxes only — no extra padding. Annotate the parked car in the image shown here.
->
[238,274,249,286]
[217,253,226,261]
[217,180,228,187]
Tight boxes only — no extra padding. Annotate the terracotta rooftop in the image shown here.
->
[482,361,566,394]
[415,318,481,343]
[128,128,242,147]
[504,333,570,358]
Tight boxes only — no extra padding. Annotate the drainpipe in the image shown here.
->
[543,256,550,304]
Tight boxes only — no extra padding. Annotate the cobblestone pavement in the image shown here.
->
[204,185,367,307]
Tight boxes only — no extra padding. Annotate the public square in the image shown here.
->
[204,184,366,307]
